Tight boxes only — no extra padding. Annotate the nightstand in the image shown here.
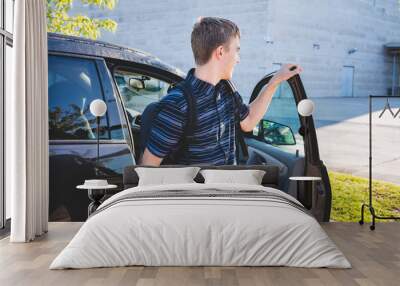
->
[289,176,321,209]
[77,181,117,217]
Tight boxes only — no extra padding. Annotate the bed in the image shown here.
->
[50,165,351,269]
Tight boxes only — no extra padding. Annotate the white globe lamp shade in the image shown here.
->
[90,99,107,117]
[297,99,315,117]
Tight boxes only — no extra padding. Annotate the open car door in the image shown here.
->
[241,73,332,222]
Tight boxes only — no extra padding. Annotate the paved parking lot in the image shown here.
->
[312,97,400,185]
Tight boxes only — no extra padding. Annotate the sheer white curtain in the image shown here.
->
[7,0,49,242]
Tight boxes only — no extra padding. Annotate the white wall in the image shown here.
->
[73,0,400,99]
[78,0,270,101]
[267,0,400,98]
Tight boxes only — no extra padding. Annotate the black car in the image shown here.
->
[48,33,331,222]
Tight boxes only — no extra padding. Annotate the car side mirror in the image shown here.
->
[129,78,145,90]
[262,119,296,145]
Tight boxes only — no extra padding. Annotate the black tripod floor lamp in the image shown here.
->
[359,95,400,230]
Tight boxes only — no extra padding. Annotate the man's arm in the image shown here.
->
[140,148,163,166]
[240,64,303,132]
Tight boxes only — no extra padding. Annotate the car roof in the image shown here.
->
[47,33,185,78]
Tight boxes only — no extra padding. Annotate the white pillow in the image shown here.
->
[135,167,201,186]
[200,169,266,185]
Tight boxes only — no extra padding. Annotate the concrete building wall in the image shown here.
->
[268,0,400,98]
[74,0,400,100]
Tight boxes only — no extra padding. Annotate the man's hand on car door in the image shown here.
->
[269,64,303,88]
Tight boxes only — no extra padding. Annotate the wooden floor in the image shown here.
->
[0,222,399,286]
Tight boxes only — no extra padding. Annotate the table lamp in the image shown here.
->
[298,99,315,117]
[297,99,315,139]
[89,99,107,177]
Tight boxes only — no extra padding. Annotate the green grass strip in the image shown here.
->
[330,171,400,222]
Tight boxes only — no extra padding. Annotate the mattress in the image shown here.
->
[50,183,351,269]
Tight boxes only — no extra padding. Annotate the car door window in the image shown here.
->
[48,55,109,140]
[252,80,304,156]
[106,96,126,140]
[113,69,170,118]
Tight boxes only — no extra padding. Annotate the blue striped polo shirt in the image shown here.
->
[146,68,250,165]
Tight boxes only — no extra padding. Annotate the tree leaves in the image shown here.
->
[47,0,118,40]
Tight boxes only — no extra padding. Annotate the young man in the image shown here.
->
[141,17,303,166]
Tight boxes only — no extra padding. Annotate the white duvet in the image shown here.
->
[50,183,351,269]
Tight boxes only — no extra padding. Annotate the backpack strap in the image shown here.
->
[221,80,249,164]
[166,80,196,165]
[179,80,196,141]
